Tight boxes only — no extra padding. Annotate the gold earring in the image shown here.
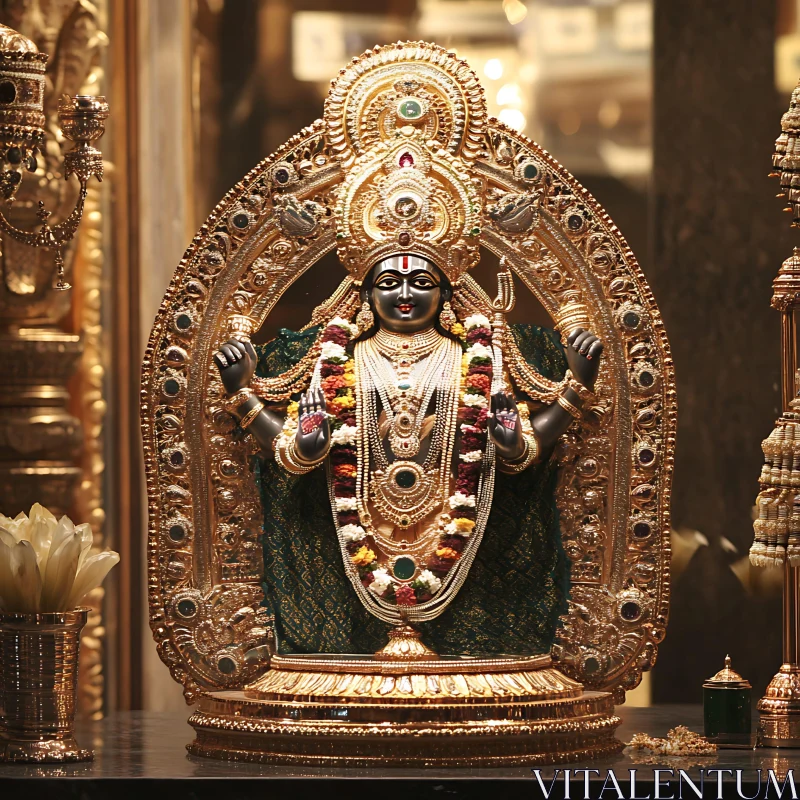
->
[439,300,456,331]
[356,300,374,333]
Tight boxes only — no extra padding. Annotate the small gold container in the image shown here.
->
[0,609,93,763]
[703,655,752,746]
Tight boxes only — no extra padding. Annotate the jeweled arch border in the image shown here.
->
[142,119,674,704]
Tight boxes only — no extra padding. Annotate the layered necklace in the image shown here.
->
[285,314,499,626]
[356,328,462,543]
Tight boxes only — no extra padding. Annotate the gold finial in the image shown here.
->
[703,654,751,688]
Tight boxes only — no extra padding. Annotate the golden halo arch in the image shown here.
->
[142,44,675,705]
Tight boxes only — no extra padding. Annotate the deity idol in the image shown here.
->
[214,250,602,656]
[143,41,674,764]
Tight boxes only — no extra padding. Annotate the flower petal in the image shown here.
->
[10,540,41,613]
[67,551,120,609]
[41,533,81,612]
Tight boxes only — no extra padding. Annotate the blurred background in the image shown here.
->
[1,0,799,715]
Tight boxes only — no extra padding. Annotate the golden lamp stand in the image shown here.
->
[756,80,800,746]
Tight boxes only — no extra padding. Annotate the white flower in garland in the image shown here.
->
[416,569,442,594]
[328,317,359,338]
[335,497,358,512]
[369,568,392,597]
[462,393,488,408]
[449,491,476,509]
[340,523,367,543]
[465,342,493,361]
[331,424,357,446]
[444,520,472,537]
[320,341,348,362]
[459,450,482,462]
[464,314,491,331]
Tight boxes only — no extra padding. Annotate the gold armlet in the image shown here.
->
[224,388,253,412]
[239,401,265,429]
[497,432,539,474]
[556,392,583,420]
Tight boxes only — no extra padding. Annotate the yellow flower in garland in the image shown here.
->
[286,401,299,420]
[453,518,475,533]
[436,547,459,561]
[352,546,376,566]
[330,393,355,411]
[344,359,355,373]
[450,322,465,337]
[343,371,356,387]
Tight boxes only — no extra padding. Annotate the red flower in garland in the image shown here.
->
[395,585,417,606]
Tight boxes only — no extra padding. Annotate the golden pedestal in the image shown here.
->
[187,654,622,767]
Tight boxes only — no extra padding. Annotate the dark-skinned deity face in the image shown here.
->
[365,254,450,334]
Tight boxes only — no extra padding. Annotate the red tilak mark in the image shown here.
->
[401,255,409,272]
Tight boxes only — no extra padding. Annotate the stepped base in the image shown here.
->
[187,653,622,766]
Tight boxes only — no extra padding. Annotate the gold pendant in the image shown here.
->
[371,461,440,528]
[389,409,420,457]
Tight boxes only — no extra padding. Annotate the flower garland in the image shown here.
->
[277,312,494,609]
[425,314,493,590]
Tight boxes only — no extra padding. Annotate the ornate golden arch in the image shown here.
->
[142,44,675,706]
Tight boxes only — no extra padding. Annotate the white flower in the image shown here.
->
[331,424,358,446]
[368,568,392,597]
[449,492,476,509]
[416,569,441,594]
[320,341,347,361]
[462,392,488,408]
[340,523,366,543]
[464,314,491,331]
[328,317,359,338]
[335,497,358,512]
[0,503,119,613]
[459,450,482,462]
[444,521,472,538]
[465,342,493,360]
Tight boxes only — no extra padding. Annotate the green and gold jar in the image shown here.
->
[703,655,752,745]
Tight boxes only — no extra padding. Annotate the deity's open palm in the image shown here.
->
[488,392,525,461]
[295,387,330,463]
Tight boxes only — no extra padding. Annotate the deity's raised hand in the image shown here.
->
[566,329,603,389]
[213,338,257,394]
[488,392,525,461]
[295,387,330,463]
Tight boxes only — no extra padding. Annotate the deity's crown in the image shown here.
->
[325,42,488,282]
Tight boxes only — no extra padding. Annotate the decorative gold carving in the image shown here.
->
[143,43,674,717]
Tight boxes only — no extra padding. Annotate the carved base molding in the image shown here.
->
[187,655,622,766]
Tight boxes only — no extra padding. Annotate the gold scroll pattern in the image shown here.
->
[143,116,674,702]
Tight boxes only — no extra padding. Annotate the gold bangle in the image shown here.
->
[556,392,583,420]
[239,400,265,429]
[564,370,594,403]
[224,388,253,412]
[275,437,320,475]
[498,432,539,473]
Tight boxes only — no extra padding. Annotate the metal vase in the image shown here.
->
[0,609,93,762]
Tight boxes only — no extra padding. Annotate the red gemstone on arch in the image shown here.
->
[399,152,414,168]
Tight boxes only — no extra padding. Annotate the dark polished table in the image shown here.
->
[0,705,796,798]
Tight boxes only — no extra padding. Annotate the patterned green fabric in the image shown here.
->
[254,324,570,656]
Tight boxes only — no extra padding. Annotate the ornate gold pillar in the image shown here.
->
[0,0,110,718]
